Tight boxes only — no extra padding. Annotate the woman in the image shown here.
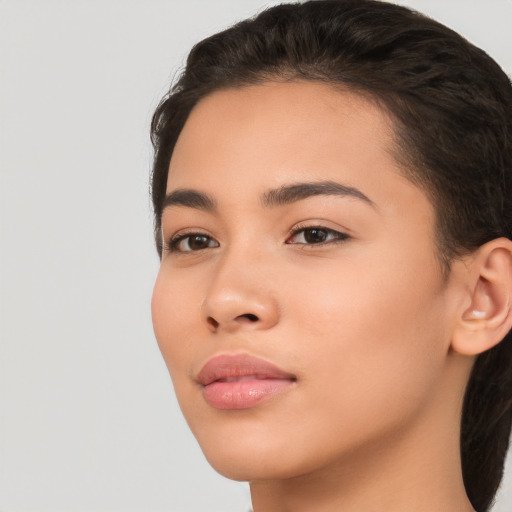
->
[150,1,512,511]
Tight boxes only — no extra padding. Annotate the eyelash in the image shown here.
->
[165,225,350,254]
[286,225,350,246]
[166,231,218,253]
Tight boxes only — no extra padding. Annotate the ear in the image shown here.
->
[451,238,512,356]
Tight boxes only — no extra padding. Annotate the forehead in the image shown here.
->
[168,81,398,189]
[166,82,432,225]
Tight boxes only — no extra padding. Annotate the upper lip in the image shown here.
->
[197,353,296,386]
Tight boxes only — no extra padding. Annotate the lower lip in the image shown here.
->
[202,379,294,410]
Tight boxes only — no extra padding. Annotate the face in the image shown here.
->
[152,81,461,481]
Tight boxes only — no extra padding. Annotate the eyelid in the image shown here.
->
[162,221,350,254]
[286,223,350,245]
[164,229,219,254]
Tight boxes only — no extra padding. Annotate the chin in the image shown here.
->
[192,421,349,484]
[188,419,309,481]
[203,449,304,482]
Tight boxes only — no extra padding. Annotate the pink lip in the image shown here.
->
[197,354,296,410]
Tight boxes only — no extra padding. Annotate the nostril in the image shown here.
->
[238,313,259,322]
[207,317,219,329]
[206,313,259,330]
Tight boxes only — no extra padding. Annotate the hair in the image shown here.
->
[149,1,512,510]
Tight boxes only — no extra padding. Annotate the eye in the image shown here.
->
[286,226,349,245]
[167,232,219,253]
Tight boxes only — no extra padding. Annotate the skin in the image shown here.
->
[151,81,480,511]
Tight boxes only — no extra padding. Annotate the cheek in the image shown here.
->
[291,246,445,338]
[151,266,200,376]
[287,246,449,423]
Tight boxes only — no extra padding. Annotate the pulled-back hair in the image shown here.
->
[150,2,512,510]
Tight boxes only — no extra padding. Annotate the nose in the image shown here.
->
[201,250,280,334]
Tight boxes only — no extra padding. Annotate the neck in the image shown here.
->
[250,435,473,512]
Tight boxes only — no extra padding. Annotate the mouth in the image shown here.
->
[197,354,297,410]
[220,375,267,383]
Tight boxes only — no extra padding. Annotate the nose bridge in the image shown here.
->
[201,241,279,332]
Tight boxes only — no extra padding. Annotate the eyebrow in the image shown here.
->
[162,189,217,212]
[162,180,374,214]
[262,181,375,208]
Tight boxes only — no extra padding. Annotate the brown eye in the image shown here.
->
[287,226,349,245]
[169,233,219,252]
[303,228,329,244]
[187,235,212,250]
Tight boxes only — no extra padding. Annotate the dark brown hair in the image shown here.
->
[150,2,512,510]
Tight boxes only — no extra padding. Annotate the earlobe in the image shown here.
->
[451,239,512,356]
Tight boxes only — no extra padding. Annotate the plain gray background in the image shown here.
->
[1,1,511,511]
